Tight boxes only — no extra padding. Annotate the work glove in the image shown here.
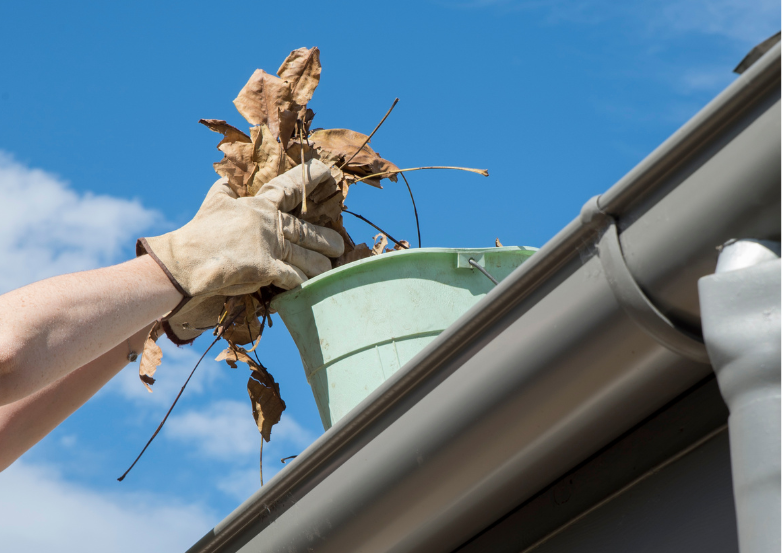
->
[137,159,344,344]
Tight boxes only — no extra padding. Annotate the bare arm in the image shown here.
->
[0,323,153,471]
[0,255,183,406]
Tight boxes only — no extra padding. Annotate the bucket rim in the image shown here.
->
[271,245,538,309]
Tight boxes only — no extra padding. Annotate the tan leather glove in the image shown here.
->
[137,159,344,344]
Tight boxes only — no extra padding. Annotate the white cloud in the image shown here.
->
[0,151,162,294]
[166,400,260,460]
[166,400,315,460]
[216,467,265,502]
[166,401,316,500]
[102,338,225,409]
[444,0,779,45]
[654,0,779,43]
[0,461,215,553]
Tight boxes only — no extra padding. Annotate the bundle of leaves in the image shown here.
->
[130,47,408,483]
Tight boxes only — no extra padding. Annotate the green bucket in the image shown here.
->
[270,246,536,430]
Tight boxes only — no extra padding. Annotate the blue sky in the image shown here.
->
[0,1,777,550]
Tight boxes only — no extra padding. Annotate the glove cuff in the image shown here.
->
[136,237,192,320]
[161,319,201,346]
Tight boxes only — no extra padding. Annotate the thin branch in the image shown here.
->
[338,98,399,170]
[354,166,489,184]
[400,173,421,248]
[118,306,246,482]
[299,121,308,214]
[343,209,409,249]
[247,312,266,354]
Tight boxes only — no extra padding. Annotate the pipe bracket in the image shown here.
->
[590,203,710,364]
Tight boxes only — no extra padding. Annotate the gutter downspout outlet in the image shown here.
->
[699,239,781,553]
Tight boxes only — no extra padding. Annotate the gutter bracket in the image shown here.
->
[581,196,711,364]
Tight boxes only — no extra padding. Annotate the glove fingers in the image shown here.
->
[255,159,331,212]
[280,212,345,258]
[203,177,238,203]
[282,240,333,277]
[271,260,308,290]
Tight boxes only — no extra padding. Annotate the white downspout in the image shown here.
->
[699,239,781,553]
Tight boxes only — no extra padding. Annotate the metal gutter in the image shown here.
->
[189,43,780,553]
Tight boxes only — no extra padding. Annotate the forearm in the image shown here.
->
[0,324,152,472]
[0,255,182,405]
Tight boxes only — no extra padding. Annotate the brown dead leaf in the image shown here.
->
[394,240,411,251]
[309,128,367,159]
[337,242,372,266]
[248,124,292,195]
[214,141,255,197]
[139,320,164,392]
[215,344,256,368]
[284,138,317,170]
[247,364,286,442]
[309,129,399,182]
[223,295,261,346]
[303,108,316,133]
[214,296,247,338]
[495,238,503,247]
[327,217,356,258]
[233,69,294,139]
[276,47,321,107]
[278,109,298,150]
[371,234,388,255]
[198,119,251,148]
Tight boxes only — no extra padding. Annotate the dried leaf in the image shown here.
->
[309,129,399,182]
[276,47,321,106]
[495,238,503,247]
[394,240,410,251]
[233,69,294,139]
[245,360,286,442]
[214,142,255,197]
[337,242,372,266]
[309,128,367,159]
[327,217,356,260]
[249,124,291,195]
[302,193,344,226]
[139,321,164,392]
[284,138,317,170]
[278,109,298,150]
[223,295,261,346]
[371,234,388,255]
[359,178,383,189]
[215,347,239,369]
[215,296,247,338]
[198,119,251,148]
[303,108,316,133]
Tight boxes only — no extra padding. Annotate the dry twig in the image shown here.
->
[400,173,421,248]
[299,121,308,214]
[118,305,247,482]
[354,166,489,184]
[338,98,399,170]
[343,209,409,250]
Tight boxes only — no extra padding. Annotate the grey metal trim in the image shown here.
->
[188,44,781,553]
[455,377,731,553]
[735,32,781,74]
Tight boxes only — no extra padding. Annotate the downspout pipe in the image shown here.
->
[699,240,781,553]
